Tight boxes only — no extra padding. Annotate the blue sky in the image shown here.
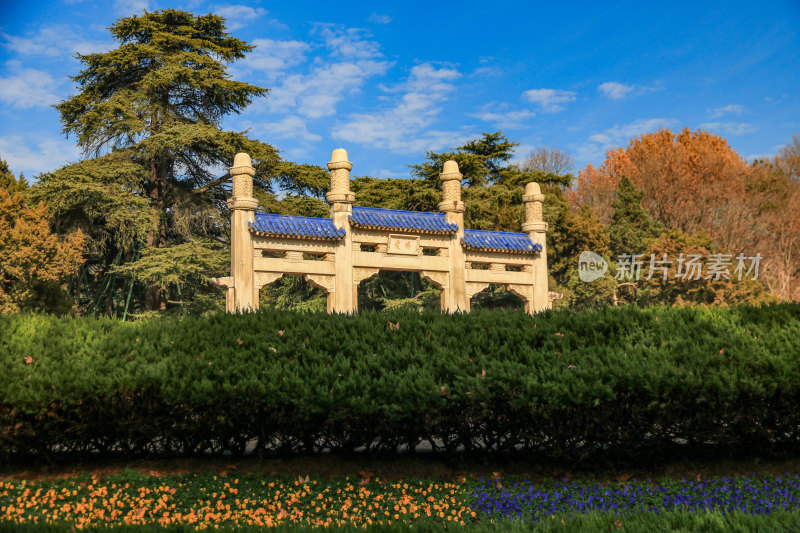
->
[1,0,799,181]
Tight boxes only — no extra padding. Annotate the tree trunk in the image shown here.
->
[145,155,169,311]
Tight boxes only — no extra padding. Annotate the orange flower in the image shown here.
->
[24,356,33,365]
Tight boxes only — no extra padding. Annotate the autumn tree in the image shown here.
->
[35,9,327,314]
[0,160,84,314]
[523,146,575,175]
[574,129,749,241]
[573,128,799,302]
[775,134,800,182]
[570,148,640,224]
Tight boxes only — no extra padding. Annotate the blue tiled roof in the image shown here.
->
[350,206,458,234]
[250,213,346,240]
[462,229,542,254]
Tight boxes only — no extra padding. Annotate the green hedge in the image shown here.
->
[1,304,799,460]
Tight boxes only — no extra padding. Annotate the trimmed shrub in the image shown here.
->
[1,304,799,460]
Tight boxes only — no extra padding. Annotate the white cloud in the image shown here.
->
[576,118,678,162]
[598,81,634,100]
[213,5,268,30]
[521,88,576,112]
[249,25,391,119]
[368,13,392,24]
[239,39,310,80]
[588,118,677,145]
[264,59,391,119]
[114,0,149,15]
[470,103,536,129]
[313,24,382,59]
[0,134,81,177]
[509,143,537,167]
[0,62,61,108]
[698,122,758,136]
[2,25,112,57]
[255,115,322,142]
[708,104,744,118]
[333,63,470,153]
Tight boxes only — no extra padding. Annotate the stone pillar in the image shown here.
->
[227,153,258,312]
[438,160,467,313]
[522,182,550,313]
[327,148,356,313]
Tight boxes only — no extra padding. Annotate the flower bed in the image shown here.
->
[2,472,800,530]
[0,472,473,529]
[473,475,800,520]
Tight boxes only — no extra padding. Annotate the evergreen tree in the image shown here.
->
[409,131,572,188]
[0,158,27,194]
[33,10,323,314]
[608,175,663,256]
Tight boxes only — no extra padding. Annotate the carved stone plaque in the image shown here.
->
[388,234,419,255]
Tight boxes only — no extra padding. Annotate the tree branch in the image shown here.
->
[192,173,230,195]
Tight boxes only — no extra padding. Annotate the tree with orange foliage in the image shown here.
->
[571,148,639,224]
[0,160,84,314]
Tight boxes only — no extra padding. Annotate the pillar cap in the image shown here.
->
[328,148,353,171]
[230,152,255,177]
[525,182,541,195]
[439,160,462,182]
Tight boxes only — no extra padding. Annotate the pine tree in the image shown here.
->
[34,9,323,313]
[608,175,663,256]
[409,131,572,188]
[0,157,27,194]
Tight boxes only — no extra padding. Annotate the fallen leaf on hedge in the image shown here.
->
[481,369,486,377]
[278,330,284,336]
[554,332,565,338]
[24,356,33,365]
[236,338,243,345]
[568,364,577,369]
[720,348,725,354]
